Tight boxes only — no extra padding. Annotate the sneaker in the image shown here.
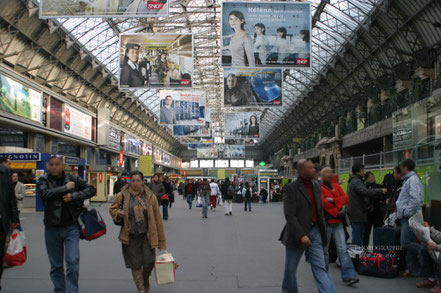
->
[431,286,441,293]
[343,278,360,286]
[225,213,229,216]
[402,271,419,277]
[229,211,232,215]
[416,279,437,288]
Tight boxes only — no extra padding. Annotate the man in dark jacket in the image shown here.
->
[0,162,20,289]
[37,156,96,293]
[221,178,234,216]
[280,159,336,293]
[184,179,197,209]
[113,176,126,195]
[346,163,386,247]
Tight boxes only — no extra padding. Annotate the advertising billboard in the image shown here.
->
[173,123,211,137]
[159,90,207,125]
[222,145,246,158]
[224,112,260,139]
[64,104,92,141]
[197,148,218,159]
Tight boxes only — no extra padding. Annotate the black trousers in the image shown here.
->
[0,220,7,281]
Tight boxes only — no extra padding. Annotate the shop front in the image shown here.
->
[88,165,120,202]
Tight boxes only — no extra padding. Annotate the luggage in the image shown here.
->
[155,252,177,285]
[78,208,107,241]
[5,227,27,266]
[358,251,399,278]
[373,226,406,271]
[347,243,364,272]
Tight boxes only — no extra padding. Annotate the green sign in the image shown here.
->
[259,161,266,167]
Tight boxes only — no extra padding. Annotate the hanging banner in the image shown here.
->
[119,34,193,89]
[159,90,207,125]
[173,123,212,137]
[64,104,92,141]
[180,136,214,144]
[223,68,282,107]
[40,0,169,18]
[139,155,153,177]
[221,1,311,68]
[188,144,214,150]
[222,145,246,158]
[0,73,41,122]
[224,112,260,139]
[197,148,218,159]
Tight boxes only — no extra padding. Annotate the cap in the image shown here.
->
[126,43,140,51]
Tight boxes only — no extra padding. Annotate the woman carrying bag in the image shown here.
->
[110,171,167,293]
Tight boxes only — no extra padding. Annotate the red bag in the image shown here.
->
[5,228,27,266]
[161,194,169,201]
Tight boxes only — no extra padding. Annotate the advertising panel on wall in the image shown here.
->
[159,90,207,125]
[154,149,163,163]
[224,112,260,139]
[163,153,171,166]
[197,148,218,159]
[223,68,282,107]
[109,126,122,150]
[119,34,193,89]
[139,156,153,177]
[221,1,311,68]
[173,123,211,137]
[40,0,169,18]
[125,135,141,154]
[64,104,92,140]
[222,145,246,158]
[0,73,41,123]
[142,142,153,156]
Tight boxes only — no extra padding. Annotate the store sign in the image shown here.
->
[64,156,80,165]
[119,151,124,167]
[0,153,41,161]
[99,172,103,183]
[109,126,122,150]
[64,104,92,141]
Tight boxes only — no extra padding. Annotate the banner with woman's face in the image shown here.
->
[119,33,193,89]
[221,2,311,68]
[224,112,261,139]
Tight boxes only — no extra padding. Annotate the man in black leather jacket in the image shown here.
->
[37,156,95,293]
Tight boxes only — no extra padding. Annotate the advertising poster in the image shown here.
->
[180,137,214,144]
[173,122,211,137]
[224,68,282,107]
[188,144,214,150]
[119,34,193,89]
[224,112,260,139]
[225,138,244,145]
[0,73,41,123]
[139,156,153,177]
[124,135,141,154]
[221,1,311,68]
[159,90,207,125]
[436,115,441,140]
[223,145,246,158]
[40,0,169,18]
[64,105,92,141]
[197,148,218,159]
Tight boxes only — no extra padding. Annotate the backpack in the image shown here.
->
[227,184,235,196]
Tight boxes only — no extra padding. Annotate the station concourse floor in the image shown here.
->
[3,198,420,293]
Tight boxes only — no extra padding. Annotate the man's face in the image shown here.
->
[227,75,237,89]
[300,161,316,180]
[359,168,366,177]
[11,173,18,183]
[153,175,159,182]
[2,158,11,168]
[48,158,63,177]
[165,96,173,106]
[127,48,139,63]
[393,169,402,181]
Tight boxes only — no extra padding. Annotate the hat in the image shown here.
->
[126,43,140,51]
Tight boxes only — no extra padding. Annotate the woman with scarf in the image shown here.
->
[110,171,166,293]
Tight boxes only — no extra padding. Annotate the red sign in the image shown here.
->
[296,58,309,65]
[180,79,191,85]
[119,151,124,167]
[99,172,103,183]
[147,1,164,10]
[405,149,410,159]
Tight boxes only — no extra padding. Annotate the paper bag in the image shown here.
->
[155,252,176,285]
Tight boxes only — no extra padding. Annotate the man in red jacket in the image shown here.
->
[321,167,359,286]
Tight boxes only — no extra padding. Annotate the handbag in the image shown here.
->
[78,208,107,241]
[161,194,169,201]
[5,227,27,266]
[358,251,399,278]
[114,194,124,226]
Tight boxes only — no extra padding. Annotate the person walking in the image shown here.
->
[243,182,252,212]
[169,180,176,208]
[320,167,359,286]
[114,176,126,195]
[37,156,96,293]
[0,159,20,291]
[279,159,336,293]
[11,172,26,212]
[159,175,170,220]
[209,179,221,210]
[396,159,425,276]
[110,171,167,293]
[346,163,386,248]
[148,173,165,203]
[198,178,211,219]
[185,179,197,209]
[222,178,234,216]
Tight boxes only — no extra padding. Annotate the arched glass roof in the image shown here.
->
[54,0,382,145]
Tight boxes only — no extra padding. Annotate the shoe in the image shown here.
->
[210,206,213,210]
[402,271,419,277]
[344,278,360,286]
[244,209,247,211]
[431,286,441,293]
[225,213,229,216]
[229,211,232,215]
[416,279,437,288]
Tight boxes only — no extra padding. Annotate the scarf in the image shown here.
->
[128,187,147,224]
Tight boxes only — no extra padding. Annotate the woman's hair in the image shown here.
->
[229,10,246,31]
[300,29,310,43]
[365,172,375,182]
[129,171,144,180]
[249,115,258,125]
[277,27,287,39]
[320,166,333,177]
[254,23,266,40]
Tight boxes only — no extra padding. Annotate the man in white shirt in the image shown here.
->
[209,179,221,211]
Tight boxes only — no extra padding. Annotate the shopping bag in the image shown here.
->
[358,251,399,278]
[155,252,177,285]
[78,208,107,241]
[5,228,27,266]
[196,197,202,208]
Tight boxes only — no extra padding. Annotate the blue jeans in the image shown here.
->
[186,194,193,209]
[45,225,80,293]
[162,201,169,219]
[244,198,251,211]
[400,218,423,274]
[201,195,209,217]
[351,222,365,247]
[282,225,337,293]
[324,223,357,282]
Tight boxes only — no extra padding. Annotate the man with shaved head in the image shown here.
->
[280,159,336,293]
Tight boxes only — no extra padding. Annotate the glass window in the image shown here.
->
[200,160,214,168]
[57,141,81,158]
[215,160,229,168]
[230,160,244,168]
[0,128,27,147]
[95,150,111,165]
